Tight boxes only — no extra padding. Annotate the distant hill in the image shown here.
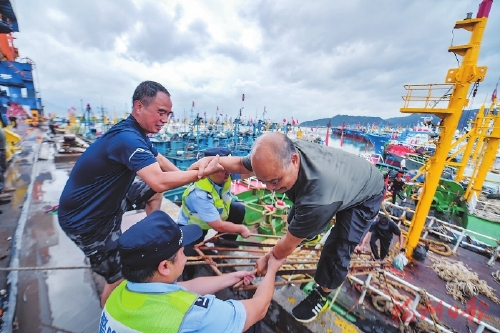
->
[300,110,478,130]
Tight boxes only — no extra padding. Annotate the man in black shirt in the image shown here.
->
[356,215,403,260]
[389,171,406,205]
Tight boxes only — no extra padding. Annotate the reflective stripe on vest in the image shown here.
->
[181,177,232,230]
[101,281,198,332]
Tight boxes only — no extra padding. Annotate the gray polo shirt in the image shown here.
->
[243,140,384,238]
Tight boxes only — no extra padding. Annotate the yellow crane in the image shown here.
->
[400,1,492,260]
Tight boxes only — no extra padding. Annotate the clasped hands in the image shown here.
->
[188,155,224,178]
[254,248,285,277]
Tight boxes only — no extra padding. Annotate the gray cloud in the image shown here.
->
[126,3,211,64]
[16,0,135,51]
[212,41,258,63]
[9,0,500,122]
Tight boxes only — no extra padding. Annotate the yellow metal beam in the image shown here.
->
[465,102,500,200]
[402,15,489,260]
[455,104,486,182]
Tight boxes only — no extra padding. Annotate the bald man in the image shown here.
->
[190,132,384,323]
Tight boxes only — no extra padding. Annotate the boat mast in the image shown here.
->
[399,0,492,260]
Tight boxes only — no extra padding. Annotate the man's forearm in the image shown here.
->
[252,269,277,305]
[361,233,371,246]
[159,158,179,172]
[154,170,201,192]
[219,156,250,174]
[273,232,303,259]
[181,273,241,295]
[214,221,245,235]
[138,164,202,192]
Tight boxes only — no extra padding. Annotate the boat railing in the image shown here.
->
[350,270,500,333]
[383,202,500,266]
[236,176,266,190]
[401,83,455,111]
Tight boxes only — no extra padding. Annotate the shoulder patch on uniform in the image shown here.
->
[194,296,210,308]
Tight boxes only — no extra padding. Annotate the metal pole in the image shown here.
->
[358,273,372,304]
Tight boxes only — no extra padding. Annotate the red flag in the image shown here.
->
[493,87,498,102]
[283,118,287,123]
[242,94,245,101]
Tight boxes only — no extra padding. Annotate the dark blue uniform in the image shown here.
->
[58,115,159,283]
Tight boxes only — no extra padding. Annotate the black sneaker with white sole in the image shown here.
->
[291,289,330,323]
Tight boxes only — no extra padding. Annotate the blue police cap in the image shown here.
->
[118,210,202,267]
[204,147,232,157]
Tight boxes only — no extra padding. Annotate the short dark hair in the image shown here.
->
[132,81,171,108]
[121,251,178,283]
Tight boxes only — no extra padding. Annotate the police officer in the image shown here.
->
[101,210,284,332]
[178,147,250,248]
[356,215,404,260]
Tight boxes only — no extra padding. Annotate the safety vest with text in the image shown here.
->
[100,281,198,332]
[181,177,232,230]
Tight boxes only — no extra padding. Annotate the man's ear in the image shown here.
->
[157,259,171,277]
[133,100,143,114]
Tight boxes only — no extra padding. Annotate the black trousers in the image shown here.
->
[314,190,384,289]
[391,190,405,204]
[370,233,391,260]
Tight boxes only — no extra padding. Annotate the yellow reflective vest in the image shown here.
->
[100,281,198,332]
[181,177,232,230]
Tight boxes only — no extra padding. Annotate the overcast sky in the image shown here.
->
[11,0,500,123]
